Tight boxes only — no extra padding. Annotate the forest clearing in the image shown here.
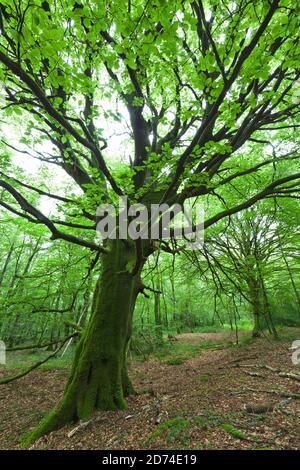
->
[1,328,300,450]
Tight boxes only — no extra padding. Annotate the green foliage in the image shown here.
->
[199,374,211,382]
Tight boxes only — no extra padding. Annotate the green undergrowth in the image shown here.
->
[2,327,299,375]
[274,326,300,342]
[1,348,74,372]
[145,417,190,446]
[164,320,253,335]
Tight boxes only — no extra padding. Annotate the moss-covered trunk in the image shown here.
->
[24,240,142,446]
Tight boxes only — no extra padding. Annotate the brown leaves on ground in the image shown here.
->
[0,329,299,450]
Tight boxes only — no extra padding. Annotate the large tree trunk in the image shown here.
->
[23,240,144,446]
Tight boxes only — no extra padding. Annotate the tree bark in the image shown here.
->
[23,239,144,446]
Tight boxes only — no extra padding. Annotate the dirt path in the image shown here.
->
[0,330,300,450]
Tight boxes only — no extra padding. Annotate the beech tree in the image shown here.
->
[0,0,300,444]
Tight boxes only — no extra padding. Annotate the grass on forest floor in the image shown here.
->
[141,412,272,449]
[154,340,224,365]
[0,349,74,371]
[154,334,252,365]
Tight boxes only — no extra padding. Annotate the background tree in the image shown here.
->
[0,0,299,444]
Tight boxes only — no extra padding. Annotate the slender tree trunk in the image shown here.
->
[170,275,178,332]
[24,240,145,446]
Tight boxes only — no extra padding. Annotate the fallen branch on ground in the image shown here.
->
[218,355,259,368]
[245,402,274,414]
[68,414,123,438]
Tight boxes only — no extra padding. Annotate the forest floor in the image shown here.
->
[0,328,300,450]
